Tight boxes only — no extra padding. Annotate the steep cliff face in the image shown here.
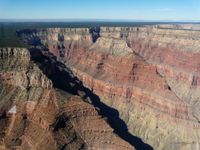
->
[18,25,200,150]
[18,28,93,61]
[119,27,200,122]
[100,26,200,121]
[0,47,54,149]
[0,48,135,150]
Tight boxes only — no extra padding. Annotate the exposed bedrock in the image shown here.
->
[0,48,135,150]
[0,48,55,149]
[100,27,200,101]
[18,26,200,150]
[100,26,200,122]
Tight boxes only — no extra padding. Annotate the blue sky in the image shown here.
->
[0,0,200,21]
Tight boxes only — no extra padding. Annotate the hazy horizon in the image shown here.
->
[0,19,200,23]
[0,0,200,21]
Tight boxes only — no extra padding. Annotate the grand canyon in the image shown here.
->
[1,24,200,150]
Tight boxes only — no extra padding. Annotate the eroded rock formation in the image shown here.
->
[17,24,200,150]
[0,48,135,150]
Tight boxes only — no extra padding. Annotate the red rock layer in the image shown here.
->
[0,48,135,150]
[130,36,200,86]
[20,93,134,150]
[47,45,192,123]
[63,96,134,150]
[100,27,200,86]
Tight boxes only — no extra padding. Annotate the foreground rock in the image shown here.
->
[0,48,135,150]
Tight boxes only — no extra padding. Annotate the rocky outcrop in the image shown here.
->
[89,37,133,56]
[0,47,54,149]
[0,48,52,89]
[17,25,200,150]
[61,96,134,150]
[0,48,135,150]
[19,94,134,150]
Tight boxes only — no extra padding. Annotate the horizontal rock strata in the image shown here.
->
[0,48,135,150]
[18,25,200,150]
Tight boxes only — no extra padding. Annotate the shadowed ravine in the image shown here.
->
[29,47,153,150]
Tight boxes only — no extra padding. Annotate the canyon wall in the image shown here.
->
[18,25,200,150]
[0,48,134,150]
